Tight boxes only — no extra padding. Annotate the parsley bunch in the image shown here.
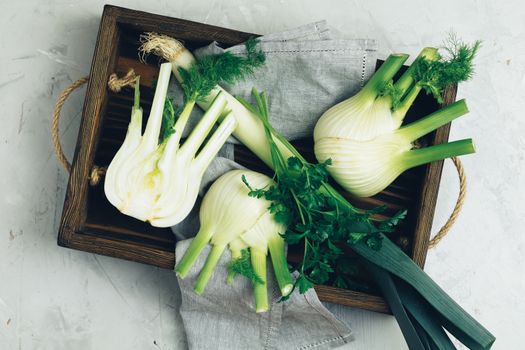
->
[238,88,406,294]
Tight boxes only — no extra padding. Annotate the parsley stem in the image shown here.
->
[305,167,311,188]
[301,238,308,275]
[291,190,306,225]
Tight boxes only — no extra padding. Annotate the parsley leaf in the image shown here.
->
[239,88,408,294]
[296,274,314,294]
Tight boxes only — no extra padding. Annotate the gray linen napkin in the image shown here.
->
[176,239,353,350]
[171,21,378,350]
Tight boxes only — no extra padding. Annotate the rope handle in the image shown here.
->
[51,76,89,173]
[51,73,466,247]
[51,70,137,185]
[428,156,466,247]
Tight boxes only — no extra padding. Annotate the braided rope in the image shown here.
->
[429,157,467,248]
[51,70,136,185]
[89,165,107,186]
[51,76,89,173]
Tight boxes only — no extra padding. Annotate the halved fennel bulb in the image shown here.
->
[104,63,237,227]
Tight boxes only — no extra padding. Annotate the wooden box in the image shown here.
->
[58,5,456,313]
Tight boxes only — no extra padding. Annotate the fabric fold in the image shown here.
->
[176,239,353,350]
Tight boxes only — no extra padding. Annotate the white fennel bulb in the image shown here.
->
[315,100,475,197]
[139,32,295,168]
[104,63,236,227]
[175,169,293,312]
[314,46,480,197]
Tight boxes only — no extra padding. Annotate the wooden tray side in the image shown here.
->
[410,85,457,268]
[58,6,120,247]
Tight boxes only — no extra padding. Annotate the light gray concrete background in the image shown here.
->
[1,0,523,349]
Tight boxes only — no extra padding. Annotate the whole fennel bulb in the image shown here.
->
[314,42,480,197]
[175,169,293,312]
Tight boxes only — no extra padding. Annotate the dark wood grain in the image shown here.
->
[62,227,175,268]
[314,285,390,313]
[58,5,457,313]
[58,5,120,247]
[112,5,254,47]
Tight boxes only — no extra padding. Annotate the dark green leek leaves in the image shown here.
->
[354,238,495,349]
